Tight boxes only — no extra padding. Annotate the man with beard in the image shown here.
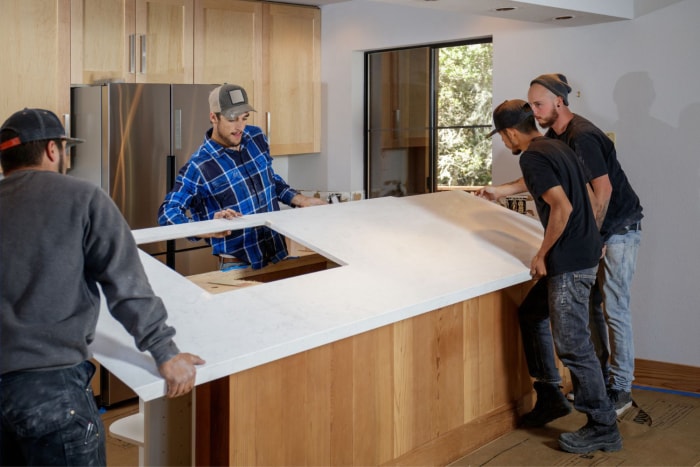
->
[487,99,620,454]
[0,108,204,466]
[158,83,326,271]
[478,74,643,421]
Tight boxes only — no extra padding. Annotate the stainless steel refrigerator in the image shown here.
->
[71,83,220,277]
[71,83,219,405]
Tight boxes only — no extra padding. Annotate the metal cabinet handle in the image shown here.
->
[266,112,271,141]
[129,34,135,73]
[140,34,146,74]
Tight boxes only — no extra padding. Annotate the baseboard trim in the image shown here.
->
[635,358,700,394]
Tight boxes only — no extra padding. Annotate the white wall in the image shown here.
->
[300,0,699,367]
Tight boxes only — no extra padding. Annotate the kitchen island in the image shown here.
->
[92,191,552,466]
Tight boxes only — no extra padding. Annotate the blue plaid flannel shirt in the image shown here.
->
[158,126,298,269]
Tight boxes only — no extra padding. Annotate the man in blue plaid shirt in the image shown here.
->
[158,84,325,270]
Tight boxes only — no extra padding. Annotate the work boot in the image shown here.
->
[520,381,572,427]
[558,417,622,453]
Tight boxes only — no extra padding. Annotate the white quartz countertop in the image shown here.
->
[91,191,544,401]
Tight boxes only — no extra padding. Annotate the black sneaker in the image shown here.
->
[558,420,623,454]
[608,389,633,416]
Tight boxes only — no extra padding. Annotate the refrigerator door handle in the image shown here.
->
[63,114,73,159]
[174,109,182,150]
[166,155,176,192]
[63,113,71,137]
[166,154,176,269]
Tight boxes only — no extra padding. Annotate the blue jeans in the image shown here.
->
[0,361,106,466]
[520,267,616,425]
[589,229,641,392]
[518,278,561,383]
[588,281,611,382]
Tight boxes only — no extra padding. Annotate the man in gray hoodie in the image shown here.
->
[0,108,205,466]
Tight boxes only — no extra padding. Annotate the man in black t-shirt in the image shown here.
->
[487,100,621,454]
[529,74,643,415]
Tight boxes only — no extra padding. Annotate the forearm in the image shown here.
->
[537,191,572,259]
[494,177,528,198]
[291,193,327,207]
[538,212,568,258]
[477,177,527,201]
[590,175,612,229]
[158,191,193,225]
[91,195,180,366]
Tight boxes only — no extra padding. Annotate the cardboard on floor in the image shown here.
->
[450,387,700,466]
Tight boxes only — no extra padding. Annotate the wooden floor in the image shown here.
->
[103,387,700,466]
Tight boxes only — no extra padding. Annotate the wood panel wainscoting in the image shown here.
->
[194,281,563,466]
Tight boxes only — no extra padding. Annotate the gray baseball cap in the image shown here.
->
[209,84,256,119]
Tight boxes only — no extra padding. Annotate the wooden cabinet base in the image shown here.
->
[195,282,538,466]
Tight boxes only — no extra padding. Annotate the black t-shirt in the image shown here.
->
[545,114,643,240]
[520,137,603,275]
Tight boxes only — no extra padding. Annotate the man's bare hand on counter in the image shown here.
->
[159,352,206,398]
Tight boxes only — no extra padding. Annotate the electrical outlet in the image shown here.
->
[327,192,343,204]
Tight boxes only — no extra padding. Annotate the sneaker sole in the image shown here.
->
[558,436,622,454]
[615,400,633,416]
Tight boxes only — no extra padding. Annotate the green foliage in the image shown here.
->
[437,43,493,187]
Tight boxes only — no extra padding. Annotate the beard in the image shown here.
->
[537,107,559,129]
[511,148,522,156]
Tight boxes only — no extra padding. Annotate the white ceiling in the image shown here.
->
[277,0,683,27]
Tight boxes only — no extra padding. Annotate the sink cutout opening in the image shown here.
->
[175,237,341,295]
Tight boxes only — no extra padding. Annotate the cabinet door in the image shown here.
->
[71,0,136,84]
[1,0,70,125]
[368,48,429,150]
[193,0,263,127]
[262,4,320,155]
[71,0,193,84]
[136,0,194,83]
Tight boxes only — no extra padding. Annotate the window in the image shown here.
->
[365,39,493,198]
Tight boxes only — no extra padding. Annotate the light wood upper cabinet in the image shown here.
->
[193,0,263,128]
[262,3,321,155]
[71,0,194,84]
[193,1,320,155]
[1,0,71,125]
